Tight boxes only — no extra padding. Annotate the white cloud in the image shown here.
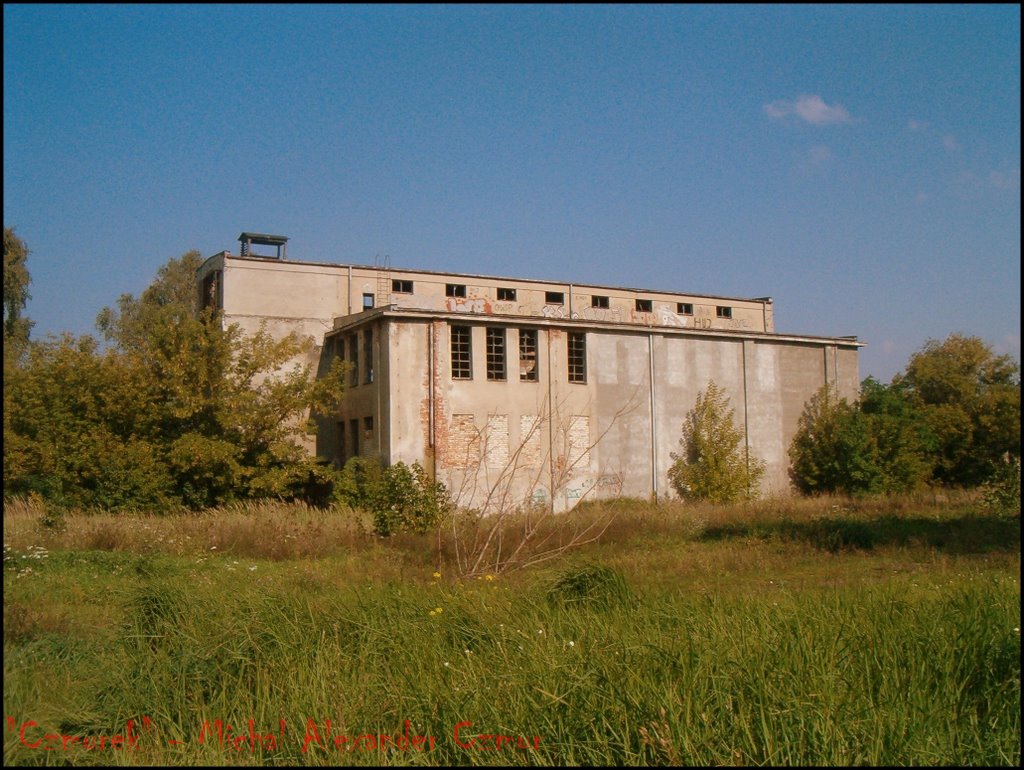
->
[764,94,852,125]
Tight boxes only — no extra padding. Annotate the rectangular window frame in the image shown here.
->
[591,295,610,309]
[568,332,587,384]
[486,327,507,381]
[450,325,473,380]
[519,328,538,382]
[716,305,733,319]
[635,298,653,312]
[677,302,693,315]
[545,291,565,305]
[446,283,467,298]
[497,287,517,301]
[391,279,413,293]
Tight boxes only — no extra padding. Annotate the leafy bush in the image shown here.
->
[789,385,883,496]
[981,456,1021,517]
[669,381,765,503]
[336,457,452,536]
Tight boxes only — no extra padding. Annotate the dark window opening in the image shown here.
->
[568,332,587,383]
[363,328,374,383]
[392,279,413,293]
[337,422,347,466]
[497,287,517,301]
[486,328,507,381]
[201,270,222,311]
[519,329,538,382]
[363,416,374,437]
[677,302,693,315]
[451,325,472,379]
[545,291,564,305]
[446,283,467,298]
[716,306,732,319]
[349,334,358,386]
[591,295,609,309]
[349,419,360,458]
[635,298,653,312]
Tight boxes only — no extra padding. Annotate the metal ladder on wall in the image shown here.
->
[374,254,391,308]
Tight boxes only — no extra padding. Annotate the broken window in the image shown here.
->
[519,329,538,382]
[716,306,732,319]
[200,270,222,311]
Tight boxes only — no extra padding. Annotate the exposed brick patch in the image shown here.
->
[519,414,543,468]
[448,414,482,470]
[483,414,510,469]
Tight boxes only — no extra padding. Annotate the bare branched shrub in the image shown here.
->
[443,392,642,577]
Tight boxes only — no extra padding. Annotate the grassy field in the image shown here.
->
[3,493,1020,766]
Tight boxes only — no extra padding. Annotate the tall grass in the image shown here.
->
[3,494,1020,766]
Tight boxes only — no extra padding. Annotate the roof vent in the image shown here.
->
[238,232,288,260]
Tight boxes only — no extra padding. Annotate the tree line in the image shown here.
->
[4,227,1021,514]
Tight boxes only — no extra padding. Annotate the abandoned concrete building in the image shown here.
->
[197,233,862,511]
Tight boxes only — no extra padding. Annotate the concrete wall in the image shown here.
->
[328,314,859,511]
[199,251,860,507]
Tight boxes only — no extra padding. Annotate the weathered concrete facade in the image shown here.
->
[198,236,861,511]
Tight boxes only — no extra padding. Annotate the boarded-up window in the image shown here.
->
[447,414,481,469]
[519,415,543,467]
[484,415,509,469]
[566,415,591,470]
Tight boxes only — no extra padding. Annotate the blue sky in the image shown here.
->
[4,4,1020,383]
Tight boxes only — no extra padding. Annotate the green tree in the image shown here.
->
[894,334,1020,486]
[669,381,765,503]
[858,376,934,492]
[789,384,885,496]
[3,226,33,364]
[5,250,349,510]
[4,334,175,509]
